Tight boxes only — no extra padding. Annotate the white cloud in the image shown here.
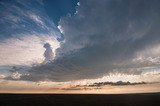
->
[11,71,22,79]
[0,74,6,79]
[0,34,60,66]
[29,14,45,27]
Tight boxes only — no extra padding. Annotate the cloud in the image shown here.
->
[0,74,5,79]
[0,0,62,82]
[2,0,160,82]
[88,81,146,86]
[29,14,45,27]
[0,0,62,40]
[0,0,61,66]
[11,0,160,82]
[11,71,22,79]
[43,43,54,62]
[0,35,59,66]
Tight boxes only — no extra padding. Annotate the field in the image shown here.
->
[0,93,160,106]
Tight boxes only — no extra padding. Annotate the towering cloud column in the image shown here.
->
[43,43,54,62]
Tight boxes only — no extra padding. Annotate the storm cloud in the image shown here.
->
[0,0,159,82]
[12,0,160,82]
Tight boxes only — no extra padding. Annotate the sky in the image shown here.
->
[0,0,160,93]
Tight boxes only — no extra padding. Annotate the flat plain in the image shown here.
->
[0,93,160,106]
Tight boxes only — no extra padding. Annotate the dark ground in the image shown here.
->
[0,93,160,106]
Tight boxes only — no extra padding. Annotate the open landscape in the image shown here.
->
[0,0,160,105]
[0,93,160,106]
